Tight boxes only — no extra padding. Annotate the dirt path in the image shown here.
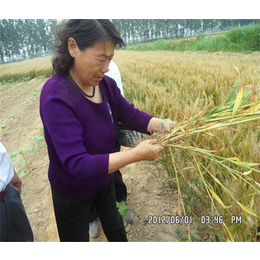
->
[0,78,209,242]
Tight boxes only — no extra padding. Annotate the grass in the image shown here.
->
[126,25,260,53]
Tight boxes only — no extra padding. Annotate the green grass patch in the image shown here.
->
[126,25,260,53]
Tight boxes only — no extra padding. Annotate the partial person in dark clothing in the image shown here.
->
[0,142,34,242]
[40,19,176,242]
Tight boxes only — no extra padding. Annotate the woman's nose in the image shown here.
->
[101,61,110,73]
[101,66,109,73]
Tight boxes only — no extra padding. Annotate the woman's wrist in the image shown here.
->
[147,117,170,133]
[108,148,140,173]
[147,117,161,133]
[159,118,170,133]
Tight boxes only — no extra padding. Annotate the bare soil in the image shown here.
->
[0,78,210,242]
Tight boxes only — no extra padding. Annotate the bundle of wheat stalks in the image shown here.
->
[156,84,260,241]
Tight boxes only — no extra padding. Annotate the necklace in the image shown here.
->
[68,74,96,98]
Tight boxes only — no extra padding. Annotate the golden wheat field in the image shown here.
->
[114,50,260,241]
[114,50,260,163]
[0,57,52,84]
[114,51,260,115]
[1,50,260,241]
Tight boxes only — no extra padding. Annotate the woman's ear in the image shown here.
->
[67,37,78,58]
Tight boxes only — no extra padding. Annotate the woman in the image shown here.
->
[40,19,175,242]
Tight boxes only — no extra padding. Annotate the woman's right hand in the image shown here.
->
[108,139,164,173]
[133,139,164,161]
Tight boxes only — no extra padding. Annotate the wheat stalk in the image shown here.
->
[157,85,260,241]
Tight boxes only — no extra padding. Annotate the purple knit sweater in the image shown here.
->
[40,74,153,197]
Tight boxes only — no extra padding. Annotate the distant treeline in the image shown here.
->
[0,19,58,63]
[126,25,260,52]
[0,19,259,63]
[112,19,260,44]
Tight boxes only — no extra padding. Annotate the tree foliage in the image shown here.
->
[0,19,57,63]
[0,19,259,63]
[112,19,259,44]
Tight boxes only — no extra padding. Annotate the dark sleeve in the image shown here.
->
[117,94,153,134]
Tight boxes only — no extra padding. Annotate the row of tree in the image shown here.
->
[0,19,259,63]
[112,19,259,44]
[0,19,58,63]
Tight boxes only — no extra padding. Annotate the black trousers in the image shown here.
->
[0,184,34,242]
[51,175,128,242]
[114,170,127,202]
[90,138,128,222]
[89,169,127,222]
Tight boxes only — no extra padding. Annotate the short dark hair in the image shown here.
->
[52,19,125,75]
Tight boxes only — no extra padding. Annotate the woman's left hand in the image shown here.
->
[159,119,177,133]
[147,117,177,133]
